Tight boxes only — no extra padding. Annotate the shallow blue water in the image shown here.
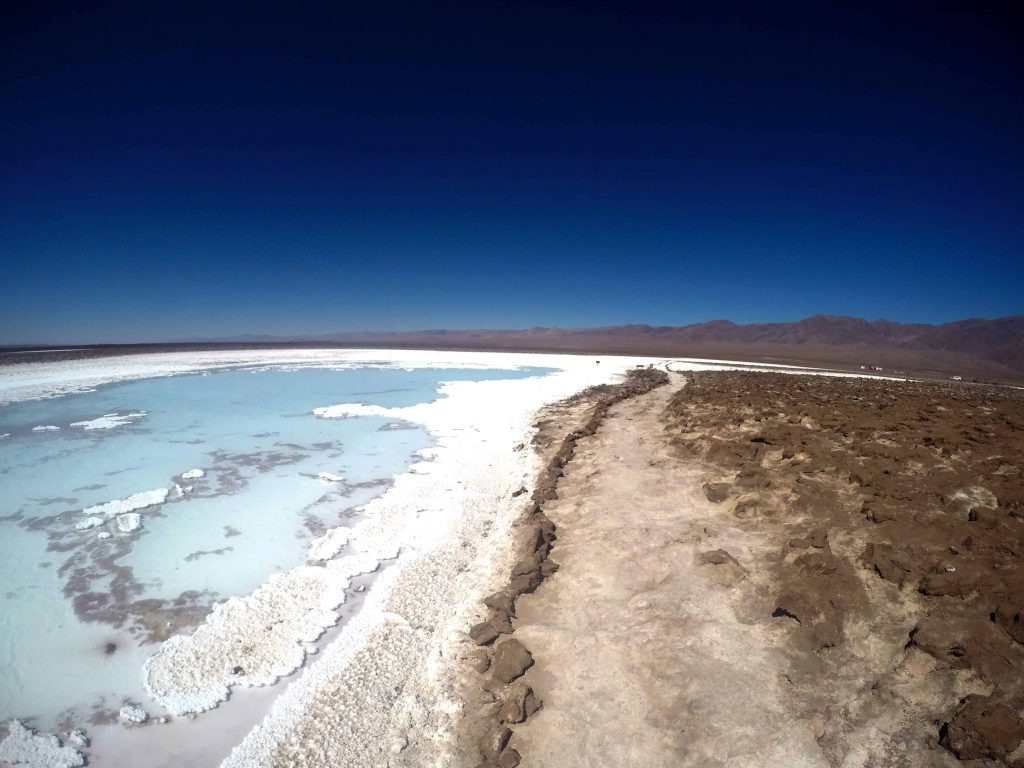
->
[0,364,549,728]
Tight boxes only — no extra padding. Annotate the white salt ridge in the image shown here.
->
[69,411,146,430]
[116,513,143,534]
[119,704,148,724]
[0,720,84,768]
[0,347,903,409]
[97,531,111,540]
[0,348,550,407]
[180,468,205,480]
[31,425,60,432]
[317,471,344,483]
[307,527,351,562]
[143,565,356,716]
[75,516,104,531]
[220,356,660,767]
[82,487,169,517]
[0,433,10,439]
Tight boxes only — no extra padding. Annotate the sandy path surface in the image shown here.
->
[512,374,826,767]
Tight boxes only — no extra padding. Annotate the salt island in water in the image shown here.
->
[0,348,658,767]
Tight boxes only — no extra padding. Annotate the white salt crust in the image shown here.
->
[0,720,84,768]
[143,566,355,715]
[66,729,89,749]
[119,704,148,724]
[31,425,60,432]
[116,513,143,533]
[69,411,146,430]
[307,527,352,562]
[82,488,169,517]
[180,468,205,480]
[317,471,344,483]
[75,516,104,531]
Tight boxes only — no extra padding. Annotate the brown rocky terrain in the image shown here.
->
[663,372,1024,765]
[457,368,1024,767]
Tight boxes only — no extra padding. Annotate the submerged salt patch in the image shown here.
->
[66,729,88,749]
[75,516,104,531]
[69,411,146,430]
[143,566,349,715]
[0,720,84,768]
[308,527,352,562]
[317,471,344,483]
[313,403,393,420]
[82,487,168,517]
[180,468,205,480]
[31,425,60,432]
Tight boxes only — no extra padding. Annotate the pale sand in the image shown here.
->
[512,374,826,767]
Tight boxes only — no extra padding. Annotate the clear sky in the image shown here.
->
[2,1,1022,343]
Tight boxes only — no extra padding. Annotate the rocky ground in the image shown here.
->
[665,372,1024,766]
[457,370,1024,767]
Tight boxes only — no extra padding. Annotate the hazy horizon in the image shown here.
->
[4,311,1023,348]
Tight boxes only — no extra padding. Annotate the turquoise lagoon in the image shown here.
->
[0,363,548,731]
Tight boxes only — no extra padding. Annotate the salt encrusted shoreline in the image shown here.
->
[218,358,657,767]
[2,349,847,767]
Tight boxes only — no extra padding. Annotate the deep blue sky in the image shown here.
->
[2,1,1022,343]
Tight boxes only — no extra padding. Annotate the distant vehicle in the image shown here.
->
[950,375,963,381]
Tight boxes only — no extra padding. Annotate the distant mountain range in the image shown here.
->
[196,314,1024,378]
[6,315,1021,381]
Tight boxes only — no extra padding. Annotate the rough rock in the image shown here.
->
[470,620,501,646]
[703,482,732,503]
[491,639,534,684]
[498,681,540,724]
[940,694,1024,760]
[480,725,512,761]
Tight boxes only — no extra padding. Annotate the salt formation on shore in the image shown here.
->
[143,566,352,715]
[70,411,146,430]
[307,527,352,562]
[0,720,84,768]
[180,468,205,480]
[82,487,169,517]
[75,516,104,531]
[31,425,60,431]
[220,357,660,767]
[0,349,672,766]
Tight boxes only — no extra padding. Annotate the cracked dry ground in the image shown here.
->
[502,371,1024,767]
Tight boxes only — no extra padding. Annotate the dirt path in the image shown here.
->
[511,373,826,767]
